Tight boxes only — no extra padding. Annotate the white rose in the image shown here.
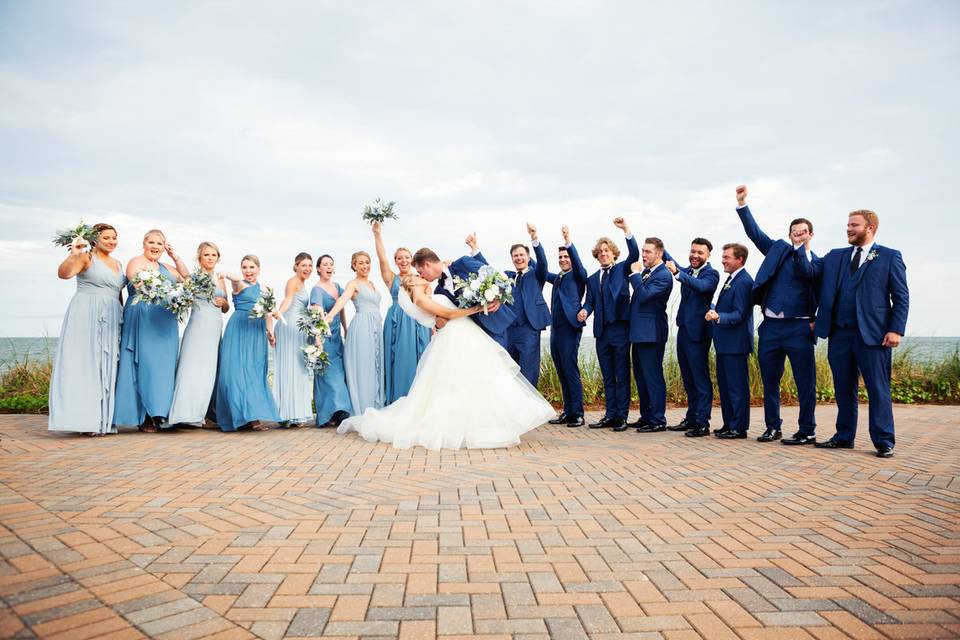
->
[470,278,482,291]
[484,286,499,302]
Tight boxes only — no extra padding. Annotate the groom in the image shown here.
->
[412,233,516,349]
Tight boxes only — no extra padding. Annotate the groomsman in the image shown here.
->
[735,185,819,445]
[802,209,908,458]
[503,224,552,386]
[545,226,588,427]
[626,238,673,432]
[705,243,754,439]
[663,239,720,437]
[577,218,639,431]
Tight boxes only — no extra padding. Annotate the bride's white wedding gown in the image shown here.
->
[338,295,555,450]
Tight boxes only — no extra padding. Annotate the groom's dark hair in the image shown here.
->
[412,248,440,267]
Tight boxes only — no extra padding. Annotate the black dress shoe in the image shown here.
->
[566,417,585,428]
[548,413,570,425]
[876,445,895,458]
[782,432,817,445]
[716,430,747,439]
[814,437,854,449]
[668,419,692,432]
[637,423,667,433]
[757,428,782,442]
[713,425,731,436]
[626,418,649,428]
[685,425,710,437]
[588,417,610,429]
[329,410,350,428]
[610,418,628,432]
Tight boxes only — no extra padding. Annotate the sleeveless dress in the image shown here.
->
[310,284,352,426]
[48,258,124,434]
[343,283,385,415]
[114,263,180,427]
[215,283,281,431]
[167,283,225,426]
[383,274,431,404]
[273,287,314,425]
[339,295,554,450]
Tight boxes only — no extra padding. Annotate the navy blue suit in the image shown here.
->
[800,244,909,449]
[436,253,516,350]
[582,235,640,420]
[505,243,551,386]
[737,205,819,435]
[665,250,720,428]
[546,243,588,419]
[711,269,755,433]
[627,263,673,426]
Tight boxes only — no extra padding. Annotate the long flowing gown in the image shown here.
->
[272,287,314,425]
[167,284,225,426]
[339,295,554,450]
[113,263,179,427]
[48,258,124,434]
[310,284,352,426]
[215,283,281,431]
[383,274,431,404]
[343,283,385,415]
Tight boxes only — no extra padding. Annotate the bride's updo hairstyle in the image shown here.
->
[400,274,424,296]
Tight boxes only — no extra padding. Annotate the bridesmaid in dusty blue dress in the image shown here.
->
[49,224,125,435]
[324,251,385,416]
[168,242,229,426]
[215,255,280,432]
[114,229,190,432]
[273,252,315,426]
[310,255,352,427]
[372,221,431,404]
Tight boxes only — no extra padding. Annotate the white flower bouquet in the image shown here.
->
[130,269,174,306]
[52,221,99,250]
[249,286,278,320]
[165,283,193,323]
[361,198,398,225]
[301,343,330,373]
[184,269,217,302]
[297,306,332,341]
[453,265,515,315]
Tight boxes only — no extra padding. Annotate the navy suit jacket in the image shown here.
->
[438,253,517,337]
[546,243,588,328]
[711,269,755,354]
[505,242,551,331]
[627,263,673,343]
[738,205,819,315]
[663,249,720,342]
[799,244,909,346]
[582,236,640,337]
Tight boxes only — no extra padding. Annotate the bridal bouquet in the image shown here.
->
[183,269,217,302]
[130,269,174,306]
[52,221,99,250]
[165,283,194,323]
[453,265,514,314]
[361,198,398,225]
[249,286,278,320]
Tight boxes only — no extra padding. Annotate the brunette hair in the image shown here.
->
[722,243,749,264]
[293,252,313,269]
[691,237,713,252]
[789,218,813,235]
[644,237,664,252]
[510,244,530,257]
[412,248,440,267]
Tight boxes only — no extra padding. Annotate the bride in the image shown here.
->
[337,275,555,450]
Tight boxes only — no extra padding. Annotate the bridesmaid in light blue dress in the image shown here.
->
[215,254,280,432]
[310,255,352,427]
[324,251,385,416]
[114,229,190,432]
[168,242,229,426]
[372,222,431,404]
[273,252,315,426]
[49,224,124,435]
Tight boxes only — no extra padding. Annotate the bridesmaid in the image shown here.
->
[324,251,385,416]
[273,252,315,427]
[114,229,189,432]
[167,242,229,426]
[49,224,125,435]
[372,221,431,404]
[310,255,352,428]
[215,255,281,431]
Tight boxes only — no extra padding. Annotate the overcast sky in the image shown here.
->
[1,1,957,337]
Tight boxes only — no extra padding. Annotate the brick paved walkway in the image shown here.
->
[1,405,958,639]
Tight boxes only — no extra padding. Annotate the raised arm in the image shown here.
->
[324,280,357,324]
[162,242,190,281]
[372,221,396,288]
[566,229,588,285]
[735,186,774,255]
[58,237,92,279]
[530,224,549,285]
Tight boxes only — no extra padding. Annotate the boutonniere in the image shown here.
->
[722,282,731,291]
[866,249,879,262]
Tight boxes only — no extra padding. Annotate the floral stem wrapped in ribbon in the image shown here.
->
[361,198,398,225]
[453,265,515,315]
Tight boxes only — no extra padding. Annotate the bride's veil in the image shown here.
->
[398,283,436,329]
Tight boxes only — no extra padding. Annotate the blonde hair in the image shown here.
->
[143,229,166,244]
[350,251,371,272]
[196,241,221,262]
[241,254,260,268]
[592,237,621,260]
[394,246,412,260]
[400,274,421,294]
[849,209,879,231]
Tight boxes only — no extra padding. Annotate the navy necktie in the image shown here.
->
[850,247,862,274]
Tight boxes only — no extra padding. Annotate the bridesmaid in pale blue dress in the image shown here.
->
[310,255,351,427]
[272,252,315,426]
[168,242,229,426]
[215,254,280,432]
[324,251,385,415]
[49,224,124,435]
[372,222,431,404]
[114,229,190,432]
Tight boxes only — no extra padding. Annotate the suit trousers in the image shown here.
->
[827,327,895,449]
[757,318,817,434]
[716,353,750,432]
[549,319,584,418]
[676,327,712,427]
[507,323,541,387]
[631,341,667,425]
[596,321,630,419]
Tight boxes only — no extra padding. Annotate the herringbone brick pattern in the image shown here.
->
[1,405,958,639]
